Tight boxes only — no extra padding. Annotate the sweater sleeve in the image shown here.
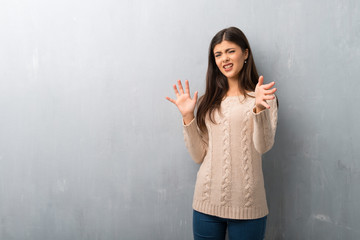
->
[182,118,208,164]
[252,95,278,154]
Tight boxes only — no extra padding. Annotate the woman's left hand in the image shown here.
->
[254,76,277,113]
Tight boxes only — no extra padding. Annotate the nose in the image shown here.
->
[222,54,229,63]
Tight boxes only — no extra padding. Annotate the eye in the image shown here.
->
[215,54,221,58]
[229,50,235,54]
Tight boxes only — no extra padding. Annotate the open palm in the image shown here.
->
[166,80,198,123]
[255,76,277,112]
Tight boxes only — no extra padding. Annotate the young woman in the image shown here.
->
[166,27,278,240]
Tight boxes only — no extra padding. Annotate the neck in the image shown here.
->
[227,78,241,96]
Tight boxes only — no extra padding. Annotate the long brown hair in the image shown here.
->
[196,27,259,133]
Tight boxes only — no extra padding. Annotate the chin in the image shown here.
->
[223,72,238,79]
[221,69,240,79]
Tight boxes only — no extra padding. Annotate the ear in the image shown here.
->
[244,49,249,59]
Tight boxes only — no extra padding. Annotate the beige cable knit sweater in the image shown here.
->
[183,92,278,220]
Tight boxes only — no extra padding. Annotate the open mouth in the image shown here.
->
[223,63,233,71]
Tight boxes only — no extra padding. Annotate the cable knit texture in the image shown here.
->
[183,92,278,220]
[220,97,231,205]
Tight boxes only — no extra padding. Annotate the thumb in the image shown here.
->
[258,76,264,86]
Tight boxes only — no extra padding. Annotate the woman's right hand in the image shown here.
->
[166,80,198,125]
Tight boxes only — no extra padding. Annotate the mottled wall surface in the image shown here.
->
[0,0,359,239]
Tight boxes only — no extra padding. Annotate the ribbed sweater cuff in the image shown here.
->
[252,107,270,123]
[182,117,196,127]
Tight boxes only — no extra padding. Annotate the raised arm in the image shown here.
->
[166,80,207,164]
[252,76,278,154]
[182,118,208,164]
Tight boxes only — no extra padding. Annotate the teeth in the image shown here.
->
[224,64,233,69]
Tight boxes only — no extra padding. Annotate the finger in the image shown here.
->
[193,91,198,103]
[263,95,275,101]
[166,96,176,104]
[185,80,190,95]
[178,80,185,94]
[258,76,264,86]
[265,88,277,95]
[173,84,180,96]
[261,101,270,109]
[263,81,275,89]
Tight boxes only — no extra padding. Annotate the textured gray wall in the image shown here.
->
[0,0,359,239]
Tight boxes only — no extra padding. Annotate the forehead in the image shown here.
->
[213,40,240,53]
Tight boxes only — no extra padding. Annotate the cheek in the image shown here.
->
[215,60,222,70]
[234,54,243,63]
[234,56,244,68]
[236,63,245,73]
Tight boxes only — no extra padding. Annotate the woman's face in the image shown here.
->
[213,40,248,81]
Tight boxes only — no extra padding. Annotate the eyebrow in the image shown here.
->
[214,48,236,54]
